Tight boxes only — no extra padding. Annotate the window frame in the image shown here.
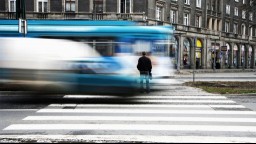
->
[196,0,201,8]
[119,0,132,13]
[170,9,177,23]
[225,21,230,32]
[37,0,48,13]
[195,15,202,28]
[249,12,253,21]
[226,5,230,14]
[185,0,190,5]
[9,0,16,12]
[184,13,190,26]
[234,7,238,16]
[234,23,238,34]
[242,10,246,19]
[241,23,246,35]
[65,0,76,12]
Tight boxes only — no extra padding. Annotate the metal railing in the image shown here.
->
[0,11,146,21]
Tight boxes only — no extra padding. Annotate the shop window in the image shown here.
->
[241,45,245,67]
[196,39,202,69]
[183,38,190,68]
[249,46,252,66]
[170,37,178,67]
[224,43,230,68]
[233,44,238,67]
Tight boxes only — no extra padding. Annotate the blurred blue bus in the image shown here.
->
[0,20,174,94]
[0,20,174,77]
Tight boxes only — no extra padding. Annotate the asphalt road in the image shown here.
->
[0,77,256,143]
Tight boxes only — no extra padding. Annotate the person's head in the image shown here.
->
[142,51,146,56]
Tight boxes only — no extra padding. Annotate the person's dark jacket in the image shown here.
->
[137,56,152,72]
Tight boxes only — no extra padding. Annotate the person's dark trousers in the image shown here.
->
[140,71,150,93]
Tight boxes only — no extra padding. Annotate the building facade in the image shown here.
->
[0,0,255,69]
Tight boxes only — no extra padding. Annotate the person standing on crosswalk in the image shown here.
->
[137,51,152,93]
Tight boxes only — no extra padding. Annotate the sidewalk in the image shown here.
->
[175,69,256,75]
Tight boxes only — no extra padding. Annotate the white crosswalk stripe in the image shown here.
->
[37,109,256,114]
[23,116,256,123]
[2,93,256,143]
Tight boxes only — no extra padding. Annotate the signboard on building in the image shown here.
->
[221,46,227,51]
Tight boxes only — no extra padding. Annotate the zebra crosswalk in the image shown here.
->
[1,88,256,143]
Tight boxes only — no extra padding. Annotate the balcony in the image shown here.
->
[0,11,146,21]
[0,12,16,19]
[116,13,132,20]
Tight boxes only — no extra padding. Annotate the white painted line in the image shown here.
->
[1,135,256,143]
[37,109,256,115]
[209,105,246,108]
[0,109,38,112]
[64,95,227,99]
[49,104,245,108]
[133,100,236,103]
[4,124,256,132]
[49,104,209,108]
[23,116,256,123]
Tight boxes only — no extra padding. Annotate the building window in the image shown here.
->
[226,5,230,14]
[9,0,16,12]
[250,0,253,6]
[196,0,201,8]
[120,0,131,13]
[211,0,216,11]
[184,13,190,26]
[94,0,103,13]
[234,23,238,34]
[243,0,246,4]
[249,26,253,36]
[195,15,201,27]
[225,21,230,32]
[170,10,177,23]
[65,0,75,12]
[234,7,238,16]
[37,0,48,12]
[242,10,246,19]
[156,6,163,21]
[185,0,190,5]
[249,12,253,21]
[241,24,246,35]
